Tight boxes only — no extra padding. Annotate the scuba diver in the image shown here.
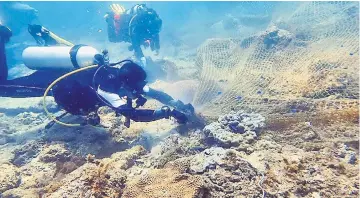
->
[104,4,162,67]
[0,24,194,128]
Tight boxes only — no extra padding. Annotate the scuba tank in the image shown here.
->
[22,45,99,70]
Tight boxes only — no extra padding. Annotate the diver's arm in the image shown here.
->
[0,70,66,98]
[116,106,169,122]
[97,87,185,123]
[145,87,174,105]
[144,88,195,114]
[116,105,187,124]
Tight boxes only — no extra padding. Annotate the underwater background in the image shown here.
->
[0,1,359,197]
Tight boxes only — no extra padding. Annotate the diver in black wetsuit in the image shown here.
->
[105,4,162,67]
[0,24,194,127]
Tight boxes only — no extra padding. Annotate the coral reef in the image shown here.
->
[0,163,21,193]
[0,100,358,198]
[188,148,264,197]
[44,146,146,197]
[11,140,44,166]
[122,168,205,198]
[261,25,293,50]
[0,97,58,115]
[204,111,265,151]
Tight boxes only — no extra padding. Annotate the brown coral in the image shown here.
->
[123,168,205,198]
[0,163,21,193]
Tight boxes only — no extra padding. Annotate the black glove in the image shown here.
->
[170,109,188,124]
[0,25,12,43]
[169,100,195,114]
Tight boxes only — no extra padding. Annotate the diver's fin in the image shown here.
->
[28,24,74,47]
[48,31,74,47]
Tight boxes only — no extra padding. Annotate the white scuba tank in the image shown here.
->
[22,45,99,70]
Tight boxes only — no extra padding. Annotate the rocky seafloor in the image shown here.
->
[0,90,358,198]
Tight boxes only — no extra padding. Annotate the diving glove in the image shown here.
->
[171,109,188,124]
[169,100,195,114]
[157,106,188,124]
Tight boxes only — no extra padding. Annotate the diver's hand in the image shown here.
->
[171,109,188,124]
[169,100,195,114]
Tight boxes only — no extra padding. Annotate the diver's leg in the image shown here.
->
[6,70,67,88]
[145,88,195,114]
[0,40,8,81]
[0,85,46,98]
[0,24,12,82]
[0,70,66,97]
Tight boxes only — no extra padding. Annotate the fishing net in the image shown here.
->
[192,2,359,125]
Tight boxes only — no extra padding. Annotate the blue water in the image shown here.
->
[2,1,279,69]
[0,2,358,197]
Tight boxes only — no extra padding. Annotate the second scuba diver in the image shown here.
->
[0,24,194,128]
[104,4,162,68]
